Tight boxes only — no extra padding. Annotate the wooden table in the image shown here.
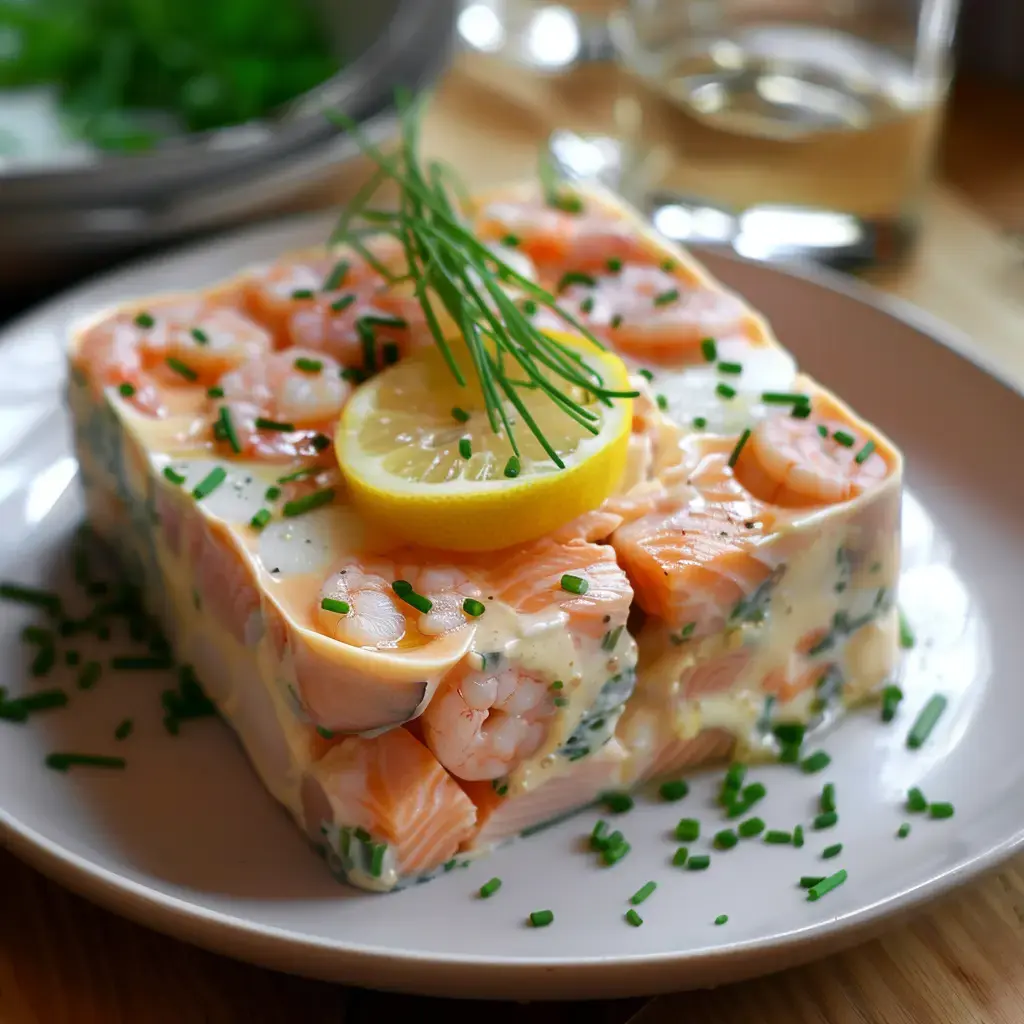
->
[3,56,1024,1024]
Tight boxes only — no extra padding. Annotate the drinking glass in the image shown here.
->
[600,0,961,265]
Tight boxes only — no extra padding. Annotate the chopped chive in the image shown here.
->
[630,881,657,905]
[817,424,829,437]
[382,342,400,365]
[283,488,335,517]
[801,750,831,774]
[360,314,408,331]
[590,819,609,849]
[458,437,472,459]
[133,312,155,328]
[323,260,350,290]
[686,855,710,871]
[738,817,765,838]
[625,909,643,927]
[602,791,634,814]
[277,467,316,484]
[22,625,53,645]
[580,297,595,315]
[602,624,624,652]
[832,430,856,447]
[906,787,928,812]
[610,314,623,329]
[714,829,739,850]
[206,385,224,398]
[501,234,520,248]
[560,574,589,596]
[793,824,805,848]
[316,726,335,740]
[311,433,331,452]
[822,843,843,859]
[716,383,736,400]
[217,406,242,454]
[165,357,198,381]
[660,259,676,271]
[606,257,622,272]
[764,830,792,845]
[78,661,101,690]
[881,684,903,722]
[190,327,209,345]
[503,456,521,478]
[653,288,679,306]
[898,607,915,648]
[162,466,186,486]
[557,271,596,291]
[479,877,502,898]
[111,655,173,671]
[692,416,707,429]
[655,394,668,411]
[1,582,61,615]
[553,696,569,708]
[813,811,838,830]
[46,753,125,772]
[897,822,911,838]
[718,361,743,375]
[521,299,538,316]
[602,840,631,866]
[659,779,689,802]
[669,621,697,645]
[65,651,80,666]
[906,694,947,749]
[291,289,315,300]
[192,466,227,501]
[854,439,877,464]
[392,583,432,615]
[800,875,826,889]
[675,818,700,842]
[31,644,56,677]
[820,783,836,813]
[929,801,954,819]
[808,868,846,901]
[762,392,809,405]
[255,417,296,432]
[118,382,136,397]
[728,428,751,468]
[452,406,470,423]
[247,509,271,533]
[550,680,563,690]
[791,402,812,419]
[463,598,485,617]
[265,485,282,502]
[114,718,133,740]
[773,722,805,745]
[3,689,67,717]
[714,914,728,926]
[331,293,356,313]
[700,338,717,362]
[672,846,688,867]
[294,357,323,373]
[320,598,350,615]
[637,368,654,381]
[529,909,554,928]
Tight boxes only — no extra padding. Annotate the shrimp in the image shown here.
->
[420,660,555,780]
[474,199,653,271]
[75,296,270,416]
[214,348,352,460]
[732,412,890,508]
[554,265,752,364]
[317,556,483,650]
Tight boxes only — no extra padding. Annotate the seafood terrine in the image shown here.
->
[67,175,902,892]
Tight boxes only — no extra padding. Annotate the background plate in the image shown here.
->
[1,214,1022,1000]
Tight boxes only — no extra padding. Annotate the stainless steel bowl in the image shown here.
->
[0,0,456,277]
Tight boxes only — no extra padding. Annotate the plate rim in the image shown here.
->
[2,212,1022,996]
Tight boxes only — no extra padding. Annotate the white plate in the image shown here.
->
[1,214,1022,1001]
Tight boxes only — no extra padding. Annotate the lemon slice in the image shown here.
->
[335,332,633,551]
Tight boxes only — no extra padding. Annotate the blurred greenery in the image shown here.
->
[0,0,339,151]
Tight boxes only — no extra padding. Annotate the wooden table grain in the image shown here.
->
[2,57,1023,1024]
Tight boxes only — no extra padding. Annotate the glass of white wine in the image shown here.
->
[589,0,961,266]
